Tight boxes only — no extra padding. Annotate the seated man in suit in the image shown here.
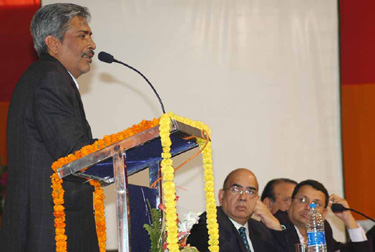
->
[274,179,370,252]
[187,168,287,252]
[261,178,297,214]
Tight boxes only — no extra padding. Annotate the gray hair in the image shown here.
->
[30,3,91,56]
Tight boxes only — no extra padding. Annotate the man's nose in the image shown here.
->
[238,191,247,200]
[88,36,96,50]
[305,201,315,210]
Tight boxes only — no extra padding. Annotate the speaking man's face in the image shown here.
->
[54,16,96,78]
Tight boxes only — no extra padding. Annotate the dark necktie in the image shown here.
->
[238,227,251,252]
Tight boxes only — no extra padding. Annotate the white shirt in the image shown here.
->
[347,227,368,242]
[68,71,79,89]
[294,224,367,244]
[229,218,255,252]
[294,225,306,244]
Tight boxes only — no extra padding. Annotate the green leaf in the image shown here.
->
[143,200,162,252]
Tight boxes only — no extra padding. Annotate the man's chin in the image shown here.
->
[80,66,91,76]
[298,216,307,224]
[235,206,248,212]
[233,213,252,223]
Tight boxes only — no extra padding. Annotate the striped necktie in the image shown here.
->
[238,227,251,252]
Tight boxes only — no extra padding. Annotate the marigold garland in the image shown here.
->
[89,180,107,251]
[159,112,219,252]
[50,118,160,252]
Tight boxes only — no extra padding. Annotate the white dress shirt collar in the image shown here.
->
[229,218,255,252]
[68,71,79,90]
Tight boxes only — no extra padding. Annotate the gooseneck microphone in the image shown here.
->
[331,203,375,223]
[98,51,116,64]
[98,51,166,114]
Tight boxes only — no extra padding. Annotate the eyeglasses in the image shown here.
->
[282,197,292,204]
[293,196,324,208]
[223,185,258,198]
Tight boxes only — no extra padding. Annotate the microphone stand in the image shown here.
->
[348,209,375,223]
[113,59,166,114]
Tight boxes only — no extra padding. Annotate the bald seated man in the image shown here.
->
[261,178,297,214]
[187,168,287,252]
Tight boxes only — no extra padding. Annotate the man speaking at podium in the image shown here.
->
[0,3,99,252]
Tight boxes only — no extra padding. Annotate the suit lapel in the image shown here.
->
[217,207,248,252]
[248,220,264,252]
[275,211,303,252]
[68,76,92,140]
[42,54,93,141]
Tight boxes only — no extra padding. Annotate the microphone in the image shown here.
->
[98,51,166,114]
[331,203,348,212]
[98,51,116,63]
[331,203,375,223]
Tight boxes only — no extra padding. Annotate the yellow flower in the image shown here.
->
[159,112,219,252]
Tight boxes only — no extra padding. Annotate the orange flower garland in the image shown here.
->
[51,118,160,252]
[50,172,67,252]
[89,180,107,251]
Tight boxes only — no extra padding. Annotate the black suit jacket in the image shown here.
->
[187,206,287,252]
[0,54,99,252]
[366,226,375,252]
[274,210,371,252]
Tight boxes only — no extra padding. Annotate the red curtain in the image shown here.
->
[0,1,40,164]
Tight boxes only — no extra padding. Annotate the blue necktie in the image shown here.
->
[238,227,251,252]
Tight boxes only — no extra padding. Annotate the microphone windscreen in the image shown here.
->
[98,51,114,63]
[331,203,347,213]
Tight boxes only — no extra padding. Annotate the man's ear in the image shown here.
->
[218,189,224,205]
[263,197,273,210]
[45,35,61,55]
[322,207,328,219]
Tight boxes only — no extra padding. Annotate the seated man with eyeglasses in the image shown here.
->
[274,179,371,252]
[187,168,287,252]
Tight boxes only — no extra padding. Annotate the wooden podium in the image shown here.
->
[56,119,204,252]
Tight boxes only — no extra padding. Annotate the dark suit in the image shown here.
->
[366,226,375,252]
[187,206,286,252]
[0,54,99,252]
[274,210,371,252]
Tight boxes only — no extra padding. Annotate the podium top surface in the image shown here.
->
[57,120,206,184]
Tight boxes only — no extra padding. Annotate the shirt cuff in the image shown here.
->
[347,227,367,242]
